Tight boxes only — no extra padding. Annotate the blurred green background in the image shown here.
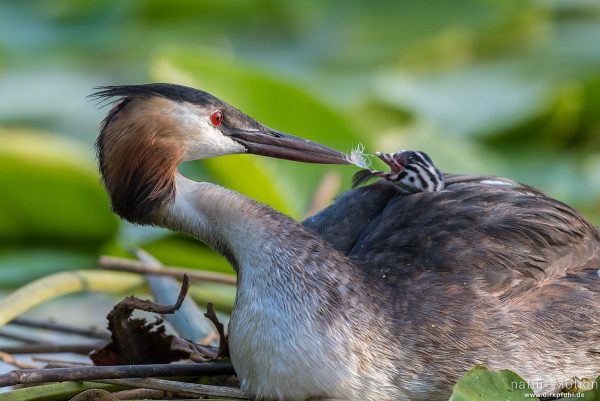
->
[1,0,599,288]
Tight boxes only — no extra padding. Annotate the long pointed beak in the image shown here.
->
[227,128,350,165]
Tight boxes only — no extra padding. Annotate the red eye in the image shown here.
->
[210,111,223,126]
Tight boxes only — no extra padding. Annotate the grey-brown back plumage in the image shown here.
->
[303,174,599,293]
[302,173,600,398]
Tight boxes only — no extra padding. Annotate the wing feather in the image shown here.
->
[303,174,600,298]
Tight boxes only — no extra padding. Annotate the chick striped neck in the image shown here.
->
[352,150,445,193]
[393,151,445,192]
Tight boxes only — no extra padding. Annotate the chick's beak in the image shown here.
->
[375,152,406,174]
[227,127,350,165]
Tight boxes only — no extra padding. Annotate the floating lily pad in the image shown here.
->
[449,366,537,401]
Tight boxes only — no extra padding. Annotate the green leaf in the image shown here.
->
[373,64,551,139]
[449,366,537,401]
[560,377,600,400]
[0,129,118,246]
[189,282,236,313]
[204,154,296,216]
[0,247,96,288]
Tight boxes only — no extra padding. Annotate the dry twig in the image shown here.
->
[205,303,229,359]
[91,275,217,365]
[134,249,218,344]
[9,317,110,340]
[95,377,247,399]
[115,274,190,315]
[0,328,42,344]
[0,363,235,387]
[0,343,106,355]
[32,357,92,366]
[99,256,237,285]
[0,351,39,369]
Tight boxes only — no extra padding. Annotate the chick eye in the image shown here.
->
[210,111,223,126]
